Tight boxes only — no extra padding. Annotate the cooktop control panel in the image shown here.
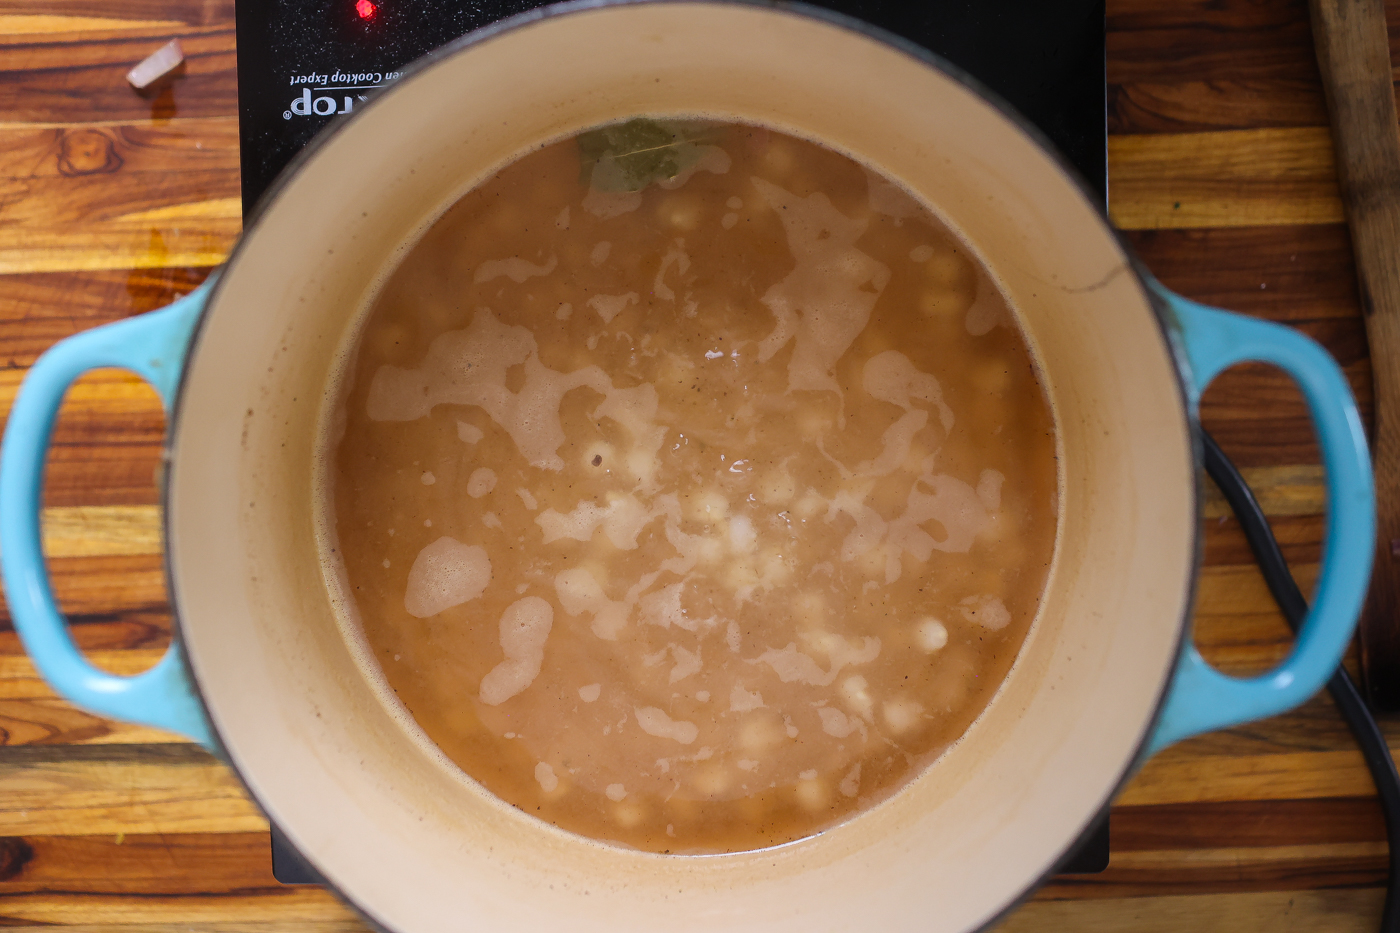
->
[234,0,1106,215]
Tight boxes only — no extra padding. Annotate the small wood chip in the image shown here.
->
[126,39,184,90]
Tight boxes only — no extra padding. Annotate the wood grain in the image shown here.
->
[0,1,1392,931]
[1202,513,1326,568]
[1109,127,1344,229]
[0,619,172,656]
[0,744,263,836]
[0,31,236,123]
[0,926,362,933]
[0,118,239,274]
[0,267,212,369]
[1125,224,1363,322]
[0,698,173,745]
[1004,888,1384,931]
[0,367,167,509]
[1310,0,1400,710]
[1203,465,1326,518]
[1107,0,1325,84]
[0,555,169,623]
[1110,79,1332,135]
[41,506,162,558]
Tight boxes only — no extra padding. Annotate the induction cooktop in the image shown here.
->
[234,0,1110,884]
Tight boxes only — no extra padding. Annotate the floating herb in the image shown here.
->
[578,118,722,193]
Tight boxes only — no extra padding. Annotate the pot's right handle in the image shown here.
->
[0,282,215,748]
[1147,282,1375,754]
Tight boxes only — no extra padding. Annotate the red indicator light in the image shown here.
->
[356,0,376,19]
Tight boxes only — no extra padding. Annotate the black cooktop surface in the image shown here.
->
[235,0,1105,215]
[236,0,1109,884]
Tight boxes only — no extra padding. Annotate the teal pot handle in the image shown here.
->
[0,282,214,749]
[1147,281,1375,754]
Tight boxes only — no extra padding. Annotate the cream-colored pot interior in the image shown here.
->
[167,4,1197,931]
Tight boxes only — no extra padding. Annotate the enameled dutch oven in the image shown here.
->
[0,3,1377,931]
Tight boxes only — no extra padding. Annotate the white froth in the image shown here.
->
[640,582,714,632]
[420,471,436,485]
[592,384,667,487]
[818,706,860,738]
[751,177,890,398]
[474,254,557,284]
[854,411,929,478]
[582,187,642,219]
[456,421,483,444]
[910,245,935,263]
[889,473,990,556]
[657,145,732,189]
[634,706,699,744]
[755,638,879,686]
[863,167,921,222]
[977,469,1005,511]
[590,241,612,266]
[605,783,628,802]
[822,470,990,583]
[652,242,691,301]
[479,596,553,705]
[578,683,602,702]
[964,270,1005,336]
[669,645,702,683]
[365,309,619,470]
[556,302,572,320]
[516,487,538,510]
[537,493,654,549]
[535,761,559,792]
[588,292,637,324]
[839,762,862,797]
[403,537,490,619]
[467,468,496,498]
[729,683,765,713]
[554,567,630,640]
[864,351,955,435]
[960,595,1011,631]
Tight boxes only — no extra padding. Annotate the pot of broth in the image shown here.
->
[0,2,1375,931]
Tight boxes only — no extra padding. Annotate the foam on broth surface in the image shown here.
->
[320,120,1058,853]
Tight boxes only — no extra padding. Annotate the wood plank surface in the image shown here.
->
[0,0,1395,930]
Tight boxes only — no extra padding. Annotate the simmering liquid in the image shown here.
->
[320,120,1058,853]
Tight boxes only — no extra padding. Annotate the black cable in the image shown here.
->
[1202,429,1400,931]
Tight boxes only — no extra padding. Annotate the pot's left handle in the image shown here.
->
[0,281,215,748]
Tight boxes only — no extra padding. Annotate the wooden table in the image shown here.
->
[0,0,1390,929]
